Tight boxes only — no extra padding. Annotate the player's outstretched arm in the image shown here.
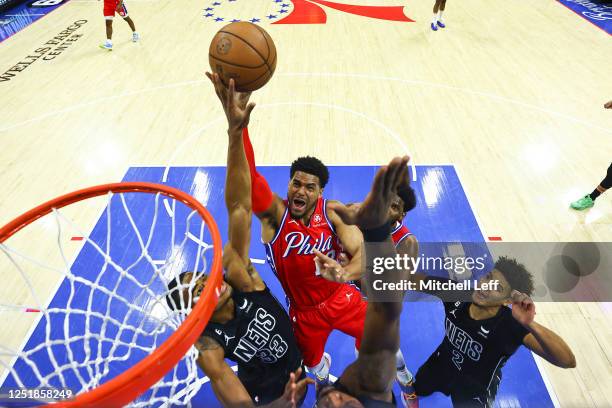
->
[206,73,284,242]
[511,291,576,369]
[241,127,285,243]
[208,73,264,292]
[196,337,254,408]
[331,157,412,399]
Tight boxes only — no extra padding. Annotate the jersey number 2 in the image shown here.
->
[451,349,464,371]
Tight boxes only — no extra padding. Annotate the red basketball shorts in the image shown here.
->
[103,0,128,19]
[289,284,367,367]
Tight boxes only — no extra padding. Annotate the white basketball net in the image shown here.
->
[0,190,215,407]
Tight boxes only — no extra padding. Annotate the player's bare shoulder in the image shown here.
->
[324,199,347,226]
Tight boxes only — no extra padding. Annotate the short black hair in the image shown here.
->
[397,185,417,213]
[290,156,329,188]
[166,271,191,311]
[494,256,534,296]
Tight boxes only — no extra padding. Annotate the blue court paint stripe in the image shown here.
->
[2,166,552,408]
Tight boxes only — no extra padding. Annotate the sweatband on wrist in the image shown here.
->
[361,221,392,242]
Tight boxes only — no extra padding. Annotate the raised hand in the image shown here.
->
[511,290,536,326]
[329,156,410,229]
[206,72,255,131]
[267,367,314,408]
[314,249,347,283]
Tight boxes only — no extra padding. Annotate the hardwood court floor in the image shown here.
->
[0,0,611,406]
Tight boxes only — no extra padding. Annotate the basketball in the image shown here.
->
[209,22,277,92]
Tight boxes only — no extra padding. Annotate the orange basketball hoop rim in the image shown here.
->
[0,182,223,408]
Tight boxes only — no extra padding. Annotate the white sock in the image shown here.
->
[438,10,444,22]
[105,39,112,45]
[432,14,438,24]
[308,353,330,380]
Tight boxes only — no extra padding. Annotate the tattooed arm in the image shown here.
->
[195,336,253,407]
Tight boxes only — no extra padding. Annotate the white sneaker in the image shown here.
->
[132,32,140,42]
[99,41,112,51]
[314,352,331,384]
[396,365,413,385]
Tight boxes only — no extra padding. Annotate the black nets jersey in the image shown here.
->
[425,277,529,391]
[202,286,302,390]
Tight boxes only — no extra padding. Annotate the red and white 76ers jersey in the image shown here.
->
[264,197,345,308]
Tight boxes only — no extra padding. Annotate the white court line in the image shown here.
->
[161,117,225,183]
[258,102,416,182]
[1,73,609,135]
[250,258,265,264]
[0,79,206,133]
[532,353,561,408]
[279,73,612,135]
[452,165,489,242]
[159,102,416,183]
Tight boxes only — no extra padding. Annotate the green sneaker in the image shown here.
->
[570,195,594,210]
[99,42,113,51]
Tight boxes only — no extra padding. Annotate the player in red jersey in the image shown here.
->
[99,0,139,50]
[206,72,415,406]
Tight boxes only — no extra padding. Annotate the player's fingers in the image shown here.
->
[212,73,226,100]
[313,248,333,263]
[228,79,236,105]
[371,165,388,198]
[338,252,349,266]
[385,157,404,196]
[245,102,256,118]
[284,371,295,395]
[208,72,220,93]
[394,157,410,192]
[313,257,323,275]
